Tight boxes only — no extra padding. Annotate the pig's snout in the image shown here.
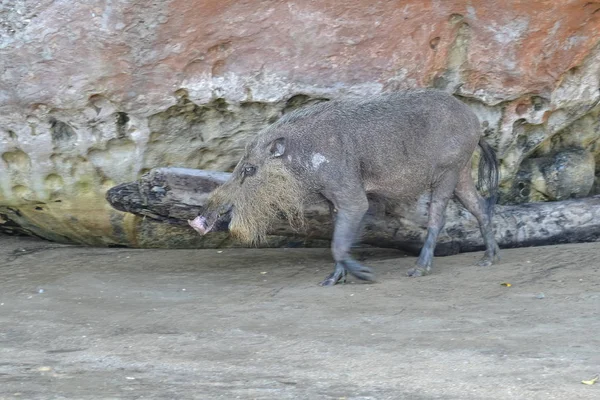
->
[188,216,211,235]
[188,204,232,236]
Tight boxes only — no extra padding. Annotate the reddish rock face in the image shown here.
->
[0,0,599,246]
[166,0,600,101]
[3,1,599,108]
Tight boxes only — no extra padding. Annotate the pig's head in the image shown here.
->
[188,135,306,245]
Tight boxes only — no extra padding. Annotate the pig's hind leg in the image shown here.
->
[453,165,500,266]
[407,174,458,277]
[319,191,374,286]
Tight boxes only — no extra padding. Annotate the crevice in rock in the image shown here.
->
[49,118,77,147]
[282,94,330,114]
[115,112,130,139]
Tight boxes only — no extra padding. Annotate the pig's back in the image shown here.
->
[302,90,482,197]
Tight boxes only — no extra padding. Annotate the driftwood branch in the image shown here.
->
[106,167,600,256]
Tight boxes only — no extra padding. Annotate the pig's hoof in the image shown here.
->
[475,258,493,267]
[319,271,347,286]
[407,266,430,277]
[318,266,347,287]
[318,276,342,287]
[475,252,500,267]
[344,259,375,282]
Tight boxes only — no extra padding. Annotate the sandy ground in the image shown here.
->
[0,236,599,400]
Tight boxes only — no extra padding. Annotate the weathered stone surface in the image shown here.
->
[1,1,600,246]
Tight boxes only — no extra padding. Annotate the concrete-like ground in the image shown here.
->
[0,236,598,399]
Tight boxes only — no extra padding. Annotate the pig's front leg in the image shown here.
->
[319,194,374,286]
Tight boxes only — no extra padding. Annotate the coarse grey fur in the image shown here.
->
[192,89,500,286]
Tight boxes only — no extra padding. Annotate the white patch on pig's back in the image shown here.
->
[311,153,328,170]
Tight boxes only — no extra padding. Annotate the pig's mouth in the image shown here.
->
[188,206,232,235]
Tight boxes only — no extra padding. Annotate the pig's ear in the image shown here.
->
[269,137,286,157]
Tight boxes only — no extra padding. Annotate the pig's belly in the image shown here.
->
[366,191,431,228]
[364,174,432,203]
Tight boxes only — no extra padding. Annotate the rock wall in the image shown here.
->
[1,0,600,247]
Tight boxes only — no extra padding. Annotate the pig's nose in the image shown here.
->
[188,216,209,234]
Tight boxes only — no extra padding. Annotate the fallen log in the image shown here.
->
[106,167,600,256]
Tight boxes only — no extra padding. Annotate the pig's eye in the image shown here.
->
[243,166,256,177]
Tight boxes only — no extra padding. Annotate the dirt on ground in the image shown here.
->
[0,235,598,400]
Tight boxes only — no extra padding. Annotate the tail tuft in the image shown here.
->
[477,138,500,218]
